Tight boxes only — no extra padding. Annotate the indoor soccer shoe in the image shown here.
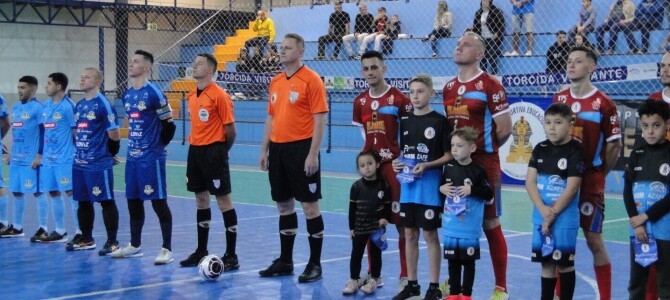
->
[364,274,384,287]
[98,240,120,256]
[342,278,364,295]
[179,250,208,267]
[393,283,421,300]
[30,228,49,242]
[259,258,294,277]
[43,231,68,243]
[222,252,239,271]
[360,278,379,295]
[111,243,143,258]
[424,285,442,300]
[489,286,509,300]
[0,223,6,233]
[0,225,24,238]
[298,262,322,283]
[154,248,174,265]
[67,233,82,246]
[66,239,96,251]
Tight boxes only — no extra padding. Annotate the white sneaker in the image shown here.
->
[342,278,363,295]
[111,243,143,258]
[360,277,379,294]
[154,248,174,265]
[398,277,409,292]
[364,274,384,287]
[524,50,533,56]
[503,50,519,57]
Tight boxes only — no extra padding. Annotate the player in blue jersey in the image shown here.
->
[65,68,121,256]
[392,74,452,300]
[111,50,175,265]
[440,127,493,300]
[0,95,11,234]
[624,100,670,299]
[0,76,47,239]
[526,103,585,300]
[38,72,79,243]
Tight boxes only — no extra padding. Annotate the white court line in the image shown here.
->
[603,217,628,224]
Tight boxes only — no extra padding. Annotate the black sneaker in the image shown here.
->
[0,225,24,238]
[423,285,442,300]
[259,258,294,277]
[393,283,421,300]
[30,228,49,243]
[43,231,68,243]
[298,262,322,283]
[67,233,82,246]
[66,239,96,251]
[0,223,6,233]
[98,240,120,256]
[222,252,239,272]
[179,250,208,267]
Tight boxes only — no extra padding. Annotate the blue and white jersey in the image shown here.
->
[528,140,584,228]
[74,93,118,172]
[624,142,670,240]
[11,98,43,166]
[0,95,8,139]
[442,160,491,240]
[43,97,76,166]
[123,81,169,161]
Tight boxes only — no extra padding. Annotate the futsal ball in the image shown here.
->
[198,254,223,281]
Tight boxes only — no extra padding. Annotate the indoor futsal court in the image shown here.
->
[0,162,633,299]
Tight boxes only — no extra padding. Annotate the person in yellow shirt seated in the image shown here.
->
[245,9,276,56]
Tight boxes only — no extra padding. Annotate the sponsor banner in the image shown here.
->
[501,63,658,88]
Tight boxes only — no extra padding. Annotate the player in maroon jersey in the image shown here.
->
[352,50,413,290]
[553,45,621,300]
[442,31,512,300]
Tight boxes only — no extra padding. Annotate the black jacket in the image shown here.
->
[354,13,375,34]
[472,2,505,42]
[546,42,570,73]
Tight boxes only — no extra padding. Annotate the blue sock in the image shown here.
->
[36,194,48,230]
[51,195,65,234]
[0,194,8,224]
[69,196,80,233]
[13,195,25,230]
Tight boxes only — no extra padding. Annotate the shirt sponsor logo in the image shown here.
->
[130,112,140,119]
[12,122,23,128]
[44,122,56,129]
[77,122,89,128]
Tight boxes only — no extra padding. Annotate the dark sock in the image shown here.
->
[100,201,119,242]
[541,277,558,300]
[222,209,237,255]
[279,212,298,262]
[429,282,439,288]
[78,201,94,241]
[152,200,172,251]
[196,208,211,253]
[559,271,576,300]
[127,200,144,248]
[306,215,324,266]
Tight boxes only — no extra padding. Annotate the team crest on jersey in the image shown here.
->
[457,85,466,95]
[379,148,393,160]
[446,82,455,90]
[371,100,379,110]
[60,176,70,185]
[592,98,601,110]
[424,127,435,139]
[74,112,80,120]
[387,95,395,105]
[570,102,581,113]
[424,209,435,220]
[391,201,400,213]
[144,185,154,195]
[125,103,131,112]
[86,111,96,120]
[271,92,277,104]
[289,91,299,103]
[21,112,30,120]
[199,108,209,122]
[660,163,670,176]
[24,180,32,189]
[552,250,562,260]
[475,81,484,91]
[92,186,102,196]
[53,112,62,121]
[107,114,115,123]
[378,191,384,199]
[137,101,146,111]
[359,97,366,105]
[558,158,567,170]
[467,247,475,256]
[610,115,618,125]
[558,95,567,103]
[580,202,593,216]
[464,178,472,186]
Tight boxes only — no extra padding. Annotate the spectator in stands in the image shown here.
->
[504,0,535,57]
[622,0,664,54]
[236,48,251,73]
[568,0,597,43]
[662,33,670,53]
[420,1,453,58]
[595,0,636,55]
[381,15,402,55]
[245,9,276,56]
[571,32,595,50]
[357,7,388,58]
[343,3,374,60]
[546,31,570,73]
[262,45,282,75]
[315,2,350,60]
[471,0,505,75]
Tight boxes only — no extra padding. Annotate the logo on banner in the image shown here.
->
[500,102,545,180]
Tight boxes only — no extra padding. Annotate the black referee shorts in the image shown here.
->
[186,142,231,196]
[268,138,321,203]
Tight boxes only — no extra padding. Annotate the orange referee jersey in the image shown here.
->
[187,82,235,146]
[268,65,328,143]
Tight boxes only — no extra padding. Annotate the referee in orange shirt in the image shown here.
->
[179,53,239,272]
[258,33,328,283]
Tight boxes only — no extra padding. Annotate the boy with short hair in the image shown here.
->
[623,99,670,299]
[392,74,452,300]
[440,127,493,300]
[526,103,585,300]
